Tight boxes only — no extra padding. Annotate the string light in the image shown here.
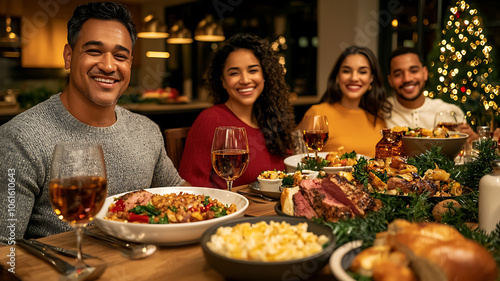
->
[425,0,500,124]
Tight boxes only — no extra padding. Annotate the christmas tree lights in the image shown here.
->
[426,0,499,127]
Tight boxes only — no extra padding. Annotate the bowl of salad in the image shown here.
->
[94,186,249,245]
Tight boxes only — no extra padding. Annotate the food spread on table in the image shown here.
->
[206,220,329,261]
[19,138,500,281]
[105,190,237,223]
[351,155,464,196]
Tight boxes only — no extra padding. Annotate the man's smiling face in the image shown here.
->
[64,19,133,107]
[388,53,428,105]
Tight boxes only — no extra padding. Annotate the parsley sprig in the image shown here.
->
[297,155,330,171]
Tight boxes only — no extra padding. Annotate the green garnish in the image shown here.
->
[129,203,160,216]
[340,150,357,160]
[352,157,370,187]
[281,174,294,187]
[150,215,169,224]
[214,209,227,218]
[297,155,330,171]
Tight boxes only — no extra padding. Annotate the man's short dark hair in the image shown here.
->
[67,1,137,49]
[388,47,425,70]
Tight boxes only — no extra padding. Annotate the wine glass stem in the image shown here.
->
[74,225,86,270]
[226,180,234,191]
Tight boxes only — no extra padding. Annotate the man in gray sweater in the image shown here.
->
[0,2,187,244]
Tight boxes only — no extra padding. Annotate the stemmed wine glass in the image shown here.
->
[301,115,329,158]
[49,143,107,280]
[434,111,459,131]
[211,126,249,191]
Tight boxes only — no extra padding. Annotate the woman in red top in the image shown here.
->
[179,33,296,188]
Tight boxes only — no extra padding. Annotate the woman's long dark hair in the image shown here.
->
[205,33,296,157]
[320,46,391,124]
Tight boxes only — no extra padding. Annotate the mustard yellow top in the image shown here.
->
[301,102,386,158]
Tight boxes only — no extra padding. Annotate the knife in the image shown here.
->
[17,239,75,275]
[236,190,276,201]
[24,239,96,259]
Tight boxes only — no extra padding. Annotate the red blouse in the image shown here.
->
[179,104,285,188]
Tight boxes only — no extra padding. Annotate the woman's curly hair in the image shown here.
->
[205,33,296,157]
[320,45,391,125]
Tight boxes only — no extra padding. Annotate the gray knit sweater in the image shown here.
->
[0,94,184,244]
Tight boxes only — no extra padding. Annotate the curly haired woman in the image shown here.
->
[179,33,296,188]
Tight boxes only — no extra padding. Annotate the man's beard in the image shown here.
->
[396,83,423,101]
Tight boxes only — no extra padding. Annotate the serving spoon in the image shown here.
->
[84,229,157,260]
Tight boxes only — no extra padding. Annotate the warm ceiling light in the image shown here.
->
[146,51,170,58]
[167,20,193,44]
[194,15,225,42]
[137,14,169,39]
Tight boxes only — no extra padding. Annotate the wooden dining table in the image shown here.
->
[0,184,335,281]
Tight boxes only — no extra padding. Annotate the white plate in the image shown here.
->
[94,187,249,245]
[284,152,369,174]
[329,240,363,281]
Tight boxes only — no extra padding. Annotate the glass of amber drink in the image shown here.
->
[211,127,249,191]
[301,115,329,158]
[49,143,107,279]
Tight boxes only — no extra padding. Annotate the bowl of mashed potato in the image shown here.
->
[200,216,336,281]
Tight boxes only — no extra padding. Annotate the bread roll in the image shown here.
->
[350,245,391,276]
[388,219,498,281]
[372,259,417,281]
[280,186,299,216]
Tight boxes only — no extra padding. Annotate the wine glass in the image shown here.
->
[434,111,459,131]
[301,115,329,158]
[49,143,107,280]
[211,126,249,191]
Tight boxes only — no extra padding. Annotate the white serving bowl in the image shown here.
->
[257,178,282,192]
[284,152,369,174]
[94,186,249,245]
[257,171,319,193]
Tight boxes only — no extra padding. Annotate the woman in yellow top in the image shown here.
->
[300,46,391,157]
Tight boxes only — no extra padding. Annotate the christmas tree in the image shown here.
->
[425,0,500,129]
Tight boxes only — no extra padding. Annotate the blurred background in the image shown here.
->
[0,0,499,130]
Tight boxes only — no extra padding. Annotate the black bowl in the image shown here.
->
[274,202,293,217]
[200,216,336,281]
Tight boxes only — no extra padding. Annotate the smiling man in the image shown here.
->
[385,47,466,129]
[0,2,186,244]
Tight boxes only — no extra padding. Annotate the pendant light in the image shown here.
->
[137,14,169,39]
[167,20,193,44]
[194,15,225,42]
